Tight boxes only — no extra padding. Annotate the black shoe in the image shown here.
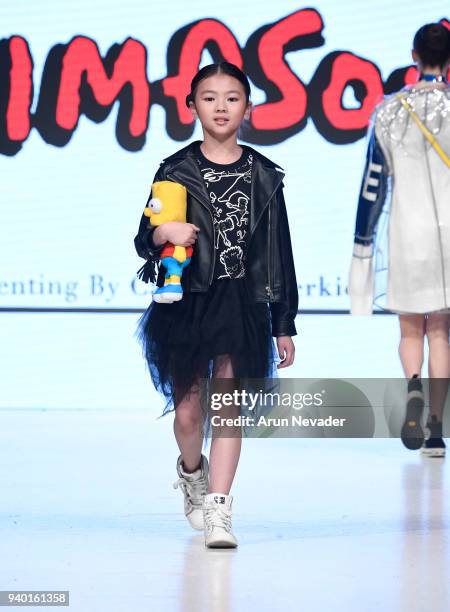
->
[421,415,446,458]
[401,375,424,450]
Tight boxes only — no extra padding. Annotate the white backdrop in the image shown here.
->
[0,1,445,408]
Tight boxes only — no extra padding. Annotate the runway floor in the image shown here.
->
[1,408,449,612]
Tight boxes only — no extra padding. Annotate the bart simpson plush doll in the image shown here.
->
[143,181,193,303]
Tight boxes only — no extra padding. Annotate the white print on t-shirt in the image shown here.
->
[199,154,253,279]
[219,246,245,278]
[215,217,234,248]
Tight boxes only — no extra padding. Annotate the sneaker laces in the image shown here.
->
[204,503,232,531]
[173,472,208,509]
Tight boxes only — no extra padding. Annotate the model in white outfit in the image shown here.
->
[349,22,450,456]
[349,80,450,314]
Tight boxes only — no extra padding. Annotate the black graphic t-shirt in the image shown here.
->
[195,143,253,280]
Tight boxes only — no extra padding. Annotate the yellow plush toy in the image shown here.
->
[143,181,193,303]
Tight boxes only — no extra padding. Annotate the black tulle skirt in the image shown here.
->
[135,277,279,437]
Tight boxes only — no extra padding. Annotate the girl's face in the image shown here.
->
[189,73,251,138]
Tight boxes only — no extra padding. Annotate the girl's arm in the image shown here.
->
[270,185,299,338]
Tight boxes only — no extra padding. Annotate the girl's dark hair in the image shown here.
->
[185,61,251,108]
[413,23,450,68]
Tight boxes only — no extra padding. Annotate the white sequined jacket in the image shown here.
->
[348,80,450,315]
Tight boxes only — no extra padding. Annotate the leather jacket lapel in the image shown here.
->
[165,156,211,213]
[249,159,284,236]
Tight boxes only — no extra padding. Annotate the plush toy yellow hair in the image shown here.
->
[143,181,193,303]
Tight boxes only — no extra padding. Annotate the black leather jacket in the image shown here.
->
[134,141,298,337]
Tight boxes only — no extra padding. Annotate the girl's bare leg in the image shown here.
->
[398,314,426,378]
[399,314,427,450]
[173,380,204,472]
[208,354,241,495]
[425,313,450,422]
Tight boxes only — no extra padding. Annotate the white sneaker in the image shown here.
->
[203,493,238,548]
[173,454,209,530]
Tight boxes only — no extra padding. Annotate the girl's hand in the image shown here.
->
[276,336,295,368]
[155,222,200,247]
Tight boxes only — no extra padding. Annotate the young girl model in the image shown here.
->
[349,23,450,457]
[134,62,298,547]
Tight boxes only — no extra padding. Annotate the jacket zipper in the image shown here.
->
[266,200,274,301]
[167,173,216,286]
